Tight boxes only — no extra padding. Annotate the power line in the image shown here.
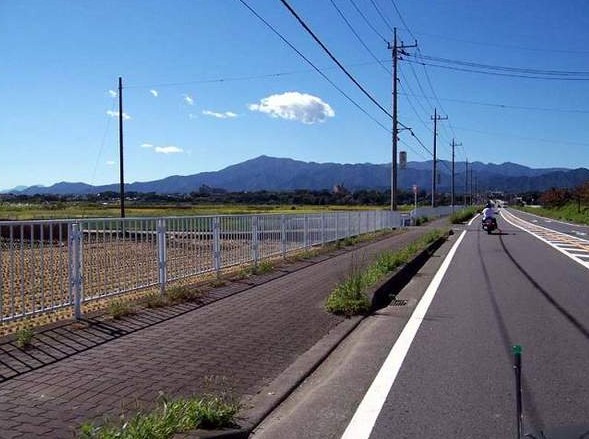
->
[398,92,589,114]
[408,30,589,55]
[369,0,394,33]
[413,53,589,77]
[328,0,390,76]
[278,0,393,119]
[405,58,589,81]
[347,0,387,43]
[238,0,390,132]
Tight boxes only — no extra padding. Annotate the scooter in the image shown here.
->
[482,217,497,234]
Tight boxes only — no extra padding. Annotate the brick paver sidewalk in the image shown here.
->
[0,223,447,438]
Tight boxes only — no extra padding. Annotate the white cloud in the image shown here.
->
[155,146,184,154]
[106,160,115,166]
[202,110,238,119]
[140,143,154,149]
[106,110,131,120]
[108,90,117,98]
[149,89,159,97]
[183,94,194,106]
[248,92,335,124]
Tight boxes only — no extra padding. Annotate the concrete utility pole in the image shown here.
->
[388,28,416,211]
[451,139,462,211]
[118,76,125,218]
[431,108,447,208]
[465,158,469,206]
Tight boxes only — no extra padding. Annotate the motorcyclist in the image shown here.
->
[482,201,497,229]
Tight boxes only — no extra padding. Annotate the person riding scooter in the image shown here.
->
[482,202,497,229]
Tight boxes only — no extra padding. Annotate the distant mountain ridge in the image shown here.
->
[6,155,589,196]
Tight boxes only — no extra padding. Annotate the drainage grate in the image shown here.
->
[390,299,408,307]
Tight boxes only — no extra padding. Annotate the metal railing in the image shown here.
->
[0,210,404,323]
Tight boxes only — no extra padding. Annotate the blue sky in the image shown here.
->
[1,0,588,190]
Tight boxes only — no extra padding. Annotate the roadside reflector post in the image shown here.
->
[513,344,523,439]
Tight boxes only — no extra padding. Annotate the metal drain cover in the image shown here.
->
[390,299,408,307]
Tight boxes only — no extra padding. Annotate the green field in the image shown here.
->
[517,203,589,225]
[0,202,412,221]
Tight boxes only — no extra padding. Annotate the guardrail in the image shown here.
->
[0,210,405,323]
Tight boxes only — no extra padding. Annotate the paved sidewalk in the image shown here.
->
[0,221,448,438]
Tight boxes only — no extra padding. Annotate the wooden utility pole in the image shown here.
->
[118,77,125,218]
[431,108,447,207]
[388,28,416,211]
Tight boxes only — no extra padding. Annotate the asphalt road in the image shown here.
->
[254,211,589,439]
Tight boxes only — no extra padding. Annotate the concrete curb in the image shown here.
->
[183,230,451,438]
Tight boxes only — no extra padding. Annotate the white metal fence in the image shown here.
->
[0,210,405,323]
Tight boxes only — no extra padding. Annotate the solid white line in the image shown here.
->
[501,210,589,270]
[340,229,468,439]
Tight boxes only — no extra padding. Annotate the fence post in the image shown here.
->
[156,218,167,296]
[335,213,339,241]
[348,212,351,238]
[70,223,83,320]
[213,216,221,276]
[252,215,259,268]
[281,215,286,258]
[320,213,325,245]
[304,215,309,248]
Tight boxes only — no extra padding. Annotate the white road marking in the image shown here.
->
[340,229,468,439]
[501,210,589,270]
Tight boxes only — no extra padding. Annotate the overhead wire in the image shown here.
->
[327,0,390,76]
[327,0,432,161]
[405,58,589,81]
[237,0,390,132]
[278,0,393,120]
[347,0,387,43]
[415,53,589,77]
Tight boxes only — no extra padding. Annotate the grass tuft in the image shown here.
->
[166,285,203,304]
[108,300,136,320]
[79,394,240,439]
[325,229,444,316]
[15,326,35,349]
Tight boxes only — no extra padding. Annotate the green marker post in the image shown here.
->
[513,345,523,439]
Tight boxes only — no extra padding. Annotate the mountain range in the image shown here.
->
[3,155,588,196]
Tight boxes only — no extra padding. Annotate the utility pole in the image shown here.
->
[451,139,462,211]
[118,77,125,218]
[470,168,474,206]
[388,28,416,211]
[465,158,469,206]
[431,108,447,208]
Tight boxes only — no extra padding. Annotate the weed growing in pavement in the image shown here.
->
[209,278,226,288]
[325,229,445,316]
[166,285,203,304]
[78,393,240,439]
[15,325,35,349]
[107,300,135,320]
[143,292,168,309]
[254,260,274,274]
